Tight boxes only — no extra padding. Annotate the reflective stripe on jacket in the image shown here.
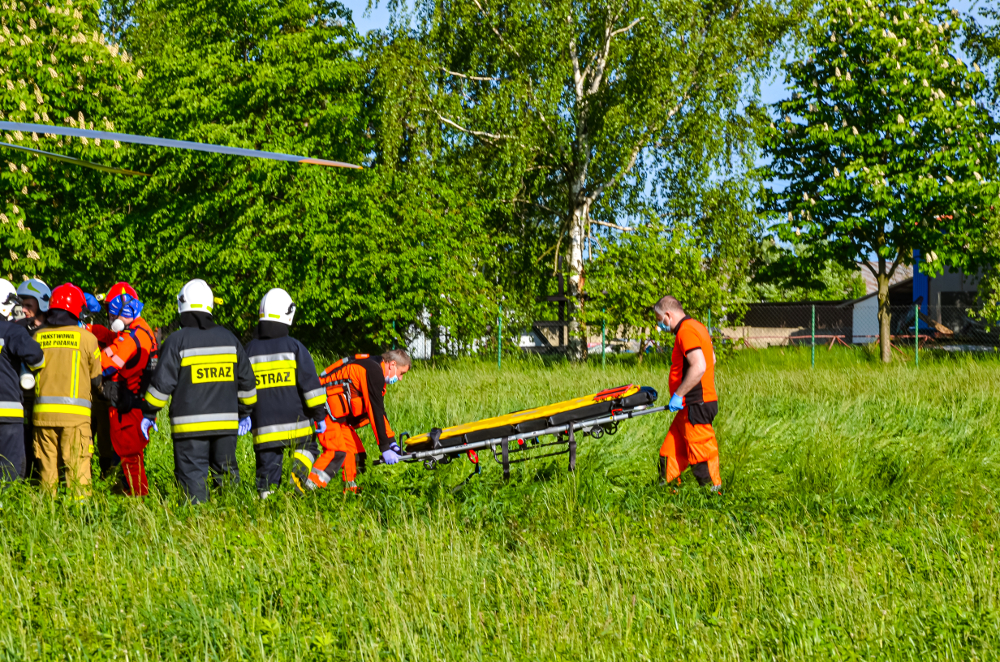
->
[0,319,45,424]
[141,325,256,439]
[245,335,325,450]
[33,325,101,427]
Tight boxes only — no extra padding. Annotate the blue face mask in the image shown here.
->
[657,321,670,333]
[385,365,399,386]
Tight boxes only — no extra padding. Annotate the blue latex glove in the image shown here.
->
[238,417,252,436]
[140,418,158,440]
[84,293,102,313]
[668,393,685,412]
[315,418,327,435]
[381,442,403,465]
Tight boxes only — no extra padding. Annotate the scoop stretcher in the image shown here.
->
[395,384,664,480]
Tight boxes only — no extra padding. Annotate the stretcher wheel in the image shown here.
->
[603,421,619,436]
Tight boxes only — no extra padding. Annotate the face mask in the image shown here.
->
[385,364,399,386]
[111,318,126,333]
[657,321,670,333]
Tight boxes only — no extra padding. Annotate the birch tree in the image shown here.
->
[389,0,800,355]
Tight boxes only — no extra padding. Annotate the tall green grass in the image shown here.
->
[1,357,999,660]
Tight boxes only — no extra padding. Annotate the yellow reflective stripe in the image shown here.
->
[253,426,313,445]
[251,360,296,373]
[172,420,239,434]
[144,391,168,408]
[180,354,238,367]
[0,408,24,418]
[71,350,79,399]
[305,394,326,408]
[34,404,91,417]
[239,394,258,405]
[93,348,101,360]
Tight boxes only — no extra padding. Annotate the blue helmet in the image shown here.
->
[106,282,144,319]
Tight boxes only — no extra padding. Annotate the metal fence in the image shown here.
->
[65,302,996,369]
[709,303,1000,363]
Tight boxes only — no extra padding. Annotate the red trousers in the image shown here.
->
[310,419,365,488]
[659,409,721,487]
[109,407,149,496]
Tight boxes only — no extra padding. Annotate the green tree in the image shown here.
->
[101,0,498,351]
[0,0,137,284]
[753,240,867,301]
[762,0,999,362]
[385,0,803,356]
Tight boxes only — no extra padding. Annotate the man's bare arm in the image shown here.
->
[673,348,706,398]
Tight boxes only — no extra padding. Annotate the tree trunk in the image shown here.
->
[876,270,892,363]
[566,181,590,361]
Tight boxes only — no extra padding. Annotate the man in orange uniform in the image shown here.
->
[653,295,722,493]
[89,283,158,496]
[308,349,411,492]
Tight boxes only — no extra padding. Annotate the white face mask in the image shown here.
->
[111,318,126,333]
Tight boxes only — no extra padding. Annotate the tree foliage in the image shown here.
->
[386,0,804,352]
[0,0,137,283]
[92,0,498,351]
[762,0,999,361]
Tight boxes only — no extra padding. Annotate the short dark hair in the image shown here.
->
[382,348,411,368]
[653,295,684,316]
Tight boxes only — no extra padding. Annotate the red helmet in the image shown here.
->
[49,283,87,317]
[106,282,138,301]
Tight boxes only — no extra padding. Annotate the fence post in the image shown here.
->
[497,304,502,370]
[811,304,816,369]
[915,303,919,367]
[601,308,606,370]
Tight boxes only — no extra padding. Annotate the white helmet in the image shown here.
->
[0,279,19,319]
[177,279,215,315]
[17,278,51,312]
[259,288,296,326]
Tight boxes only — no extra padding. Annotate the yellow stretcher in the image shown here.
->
[398,384,663,479]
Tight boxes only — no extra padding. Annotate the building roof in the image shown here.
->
[858,262,913,296]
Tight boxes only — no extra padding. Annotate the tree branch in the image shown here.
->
[436,113,511,143]
[610,17,642,38]
[592,219,632,231]
[441,68,499,82]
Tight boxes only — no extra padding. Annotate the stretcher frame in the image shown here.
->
[393,385,667,480]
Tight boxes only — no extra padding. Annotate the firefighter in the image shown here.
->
[89,283,158,496]
[245,288,326,498]
[308,349,410,492]
[14,278,50,480]
[32,284,103,497]
[653,295,722,493]
[140,279,256,504]
[0,279,45,481]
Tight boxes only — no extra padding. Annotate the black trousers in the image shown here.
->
[173,435,239,504]
[22,419,35,481]
[0,423,24,481]
[255,436,320,492]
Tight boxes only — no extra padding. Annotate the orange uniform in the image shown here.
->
[660,316,721,489]
[91,318,158,496]
[309,354,396,491]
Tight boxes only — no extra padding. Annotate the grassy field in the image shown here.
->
[2,349,1000,660]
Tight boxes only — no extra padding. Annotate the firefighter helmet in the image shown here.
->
[177,279,214,315]
[49,283,87,318]
[17,278,51,312]
[106,281,144,319]
[259,288,296,326]
[0,279,19,319]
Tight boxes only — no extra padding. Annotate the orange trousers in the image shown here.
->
[659,409,721,487]
[309,419,365,488]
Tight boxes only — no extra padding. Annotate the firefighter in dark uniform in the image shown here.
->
[0,279,46,481]
[245,288,327,498]
[140,279,257,503]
